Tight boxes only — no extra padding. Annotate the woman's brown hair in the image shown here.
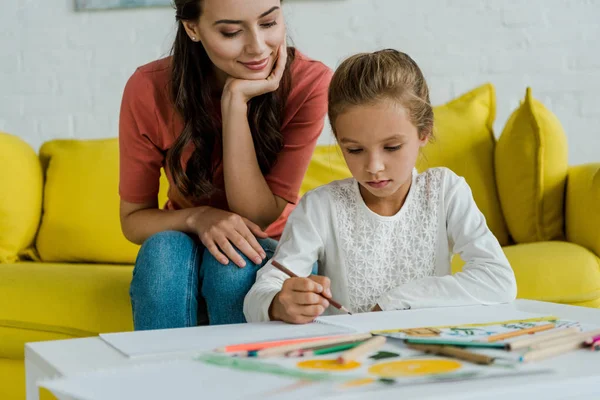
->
[168,0,295,200]
[328,49,433,140]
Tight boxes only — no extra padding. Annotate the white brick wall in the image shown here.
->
[1,0,599,164]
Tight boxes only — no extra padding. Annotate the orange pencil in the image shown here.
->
[485,323,556,343]
[214,335,346,353]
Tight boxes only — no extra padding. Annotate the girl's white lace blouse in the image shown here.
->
[244,167,517,322]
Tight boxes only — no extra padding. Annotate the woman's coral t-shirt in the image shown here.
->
[119,51,332,238]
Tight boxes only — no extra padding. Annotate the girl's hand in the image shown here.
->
[186,207,268,268]
[222,43,287,105]
[269,275,332,324]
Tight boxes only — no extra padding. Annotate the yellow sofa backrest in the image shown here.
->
[0,84,514,264]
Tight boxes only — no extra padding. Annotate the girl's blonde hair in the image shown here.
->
[328,49,434,140]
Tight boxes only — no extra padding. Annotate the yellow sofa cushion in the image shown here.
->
[420,83,509,245]
[0,132,43,263]
[495,88,568,243]
[0,262,134,359]
[452,241,600,305]
[565,163,600,259]
[36,139,168,263]
[301,85,509,245]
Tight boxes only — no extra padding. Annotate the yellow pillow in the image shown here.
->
[36,139,168,264]
[0,132,43,263]
[302,84,510,245]
[418,83,510,245]
[495,88,568,243]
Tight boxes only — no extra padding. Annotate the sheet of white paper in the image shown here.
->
[100,319,356,358]
[40,358,328,400]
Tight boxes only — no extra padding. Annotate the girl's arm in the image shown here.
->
[377,174,517,311]
[221,49,332,229]
[244,190,328,323]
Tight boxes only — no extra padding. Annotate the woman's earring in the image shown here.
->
[191,36,197,41]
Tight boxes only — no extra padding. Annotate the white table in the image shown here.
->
[25,300,600,400]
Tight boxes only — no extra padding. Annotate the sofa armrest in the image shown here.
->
[565,163,600,258]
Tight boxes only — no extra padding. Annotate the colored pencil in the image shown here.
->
[271,260,352,315]
[290,341,365,357]
[404,338,507,349]
[337,336,386,364]
[507,327,581,350]
[286,338,367,357]
[520,340,584,362]
[406,343,495,365]
[257,333,372,358]
[530,328,600,350]
[214,335,345,353]
[584,334,600,345]
[484,323,556,343]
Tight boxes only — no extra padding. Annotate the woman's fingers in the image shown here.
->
[268,43,287,85]
[202,240,229,266]
[229,230,263,265]
[215,236,247,268]
[242,217,268,239]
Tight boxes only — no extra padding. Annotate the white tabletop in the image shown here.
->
[25,300,600,400]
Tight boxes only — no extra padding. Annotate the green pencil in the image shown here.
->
[289,341,365,357]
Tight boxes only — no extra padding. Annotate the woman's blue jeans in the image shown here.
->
[130,230,277,329]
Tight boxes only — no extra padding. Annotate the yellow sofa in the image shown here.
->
[1,84,599,399]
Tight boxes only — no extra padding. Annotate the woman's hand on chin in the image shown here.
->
[222,43,287,106]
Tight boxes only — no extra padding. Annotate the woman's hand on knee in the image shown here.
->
[187,207,268,268]
[269,277,329,324]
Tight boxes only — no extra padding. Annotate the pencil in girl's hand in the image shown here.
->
[271,260,352,315]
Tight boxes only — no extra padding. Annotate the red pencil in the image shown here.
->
[271,260,352,315]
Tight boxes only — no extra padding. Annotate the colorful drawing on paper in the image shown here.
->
[368,359,462,377]
[75,0,172,11]
[297,359,361,371]
[196,340,551,396]
[373,316,581,343]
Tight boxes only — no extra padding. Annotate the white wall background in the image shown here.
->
[1,0,599,164]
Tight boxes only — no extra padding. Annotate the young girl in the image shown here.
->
[120,0,331,328]
[244,49,517,324]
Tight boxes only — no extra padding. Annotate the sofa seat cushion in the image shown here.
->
[452,241,600,306]
[0,262,133,359]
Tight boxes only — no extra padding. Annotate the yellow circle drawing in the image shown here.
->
[341,378,376,388]
[368,359,461,377]
[296,359,361,371]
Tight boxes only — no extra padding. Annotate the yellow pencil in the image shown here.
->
[520,340,584,362]
[485,323,555,343]
[507,327,581,350]
[529,328,600,350]
[337,336,386,364]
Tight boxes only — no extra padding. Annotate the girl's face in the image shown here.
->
[335,99,428,210]
[184,0,285,86]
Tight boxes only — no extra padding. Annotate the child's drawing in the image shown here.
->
[196,340,551,396]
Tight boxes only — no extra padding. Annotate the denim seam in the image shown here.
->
[186,244,200,327]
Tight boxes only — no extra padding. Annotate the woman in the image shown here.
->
[119,0,332,328]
